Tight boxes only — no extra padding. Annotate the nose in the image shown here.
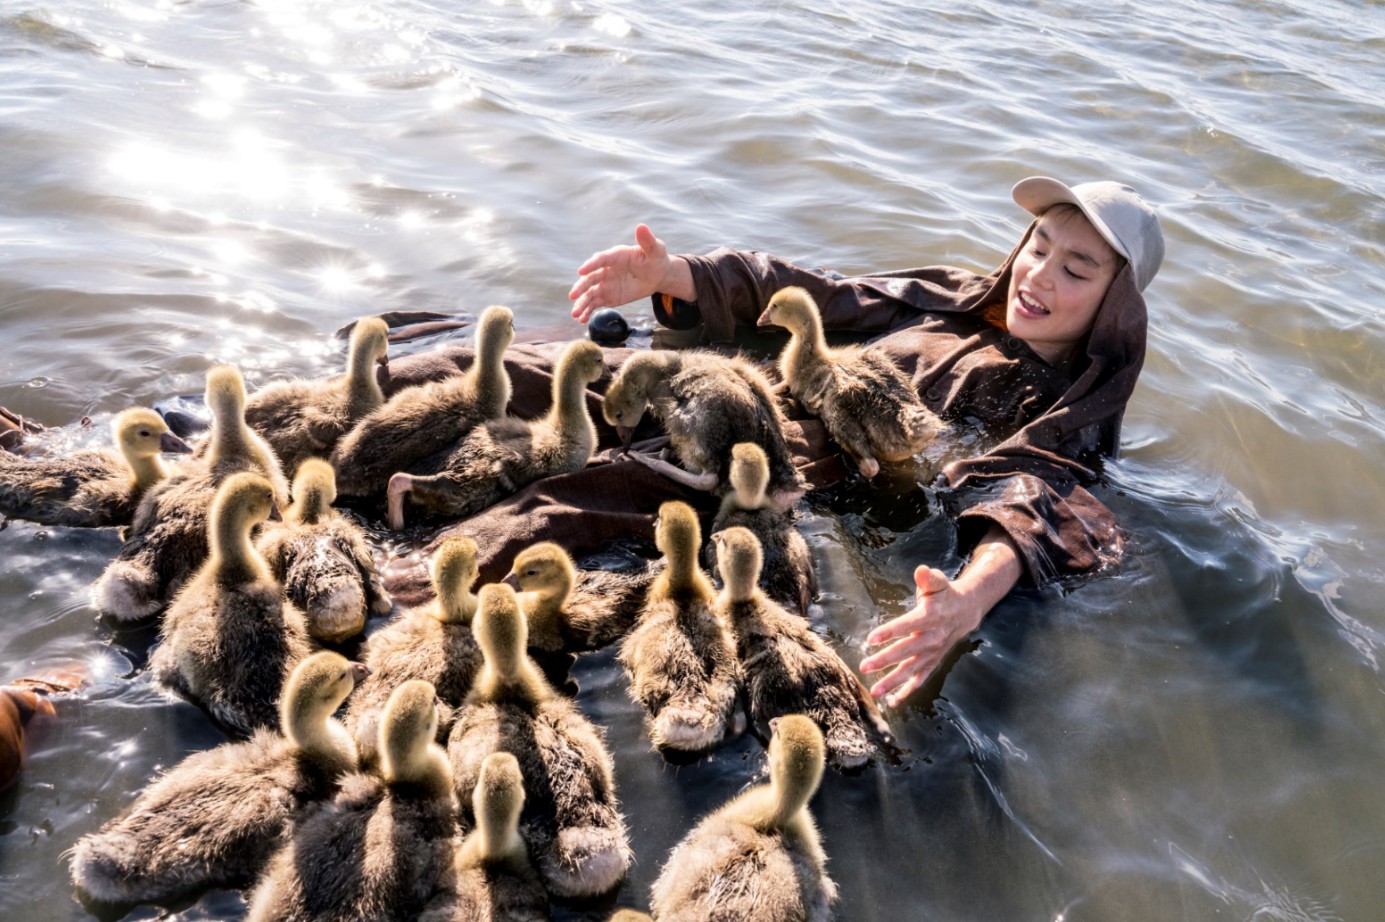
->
[1028,251,1058,289]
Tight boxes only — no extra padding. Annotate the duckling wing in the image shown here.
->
[153,584,313,737]
[69,731,310,905]
[0,449,135,527]
[825,350,936,460]
[244,379,345,470]
[564,563,661,650]
[652,820,831,922]
[331,378,494,497]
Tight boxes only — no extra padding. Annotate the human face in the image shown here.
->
[1005,208,1120,366]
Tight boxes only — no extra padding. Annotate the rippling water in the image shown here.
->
[3,0,1384,919]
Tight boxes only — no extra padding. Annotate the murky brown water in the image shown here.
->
[3,1,1385,919]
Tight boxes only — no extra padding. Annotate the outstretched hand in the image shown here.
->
[569,224,679,323]
[860,565,985,707]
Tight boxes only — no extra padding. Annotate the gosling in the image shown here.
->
[242,316,390,474]
[710,441,817,617]
[417,752,549,922]
[448,583,631,899]
[343,535,483,768]
[0,407,191,528]
[508,540,655,655]
[759,285,939,478]
[69,651,366,905]
[619,501,740,754]
[149,471,314,736]
[714,526,892,771]
[650,715,836,922]
[255,458,392,643]
[603,349,805,507]
[92,364,289,619]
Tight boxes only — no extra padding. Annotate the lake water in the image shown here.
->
[3,0,1384,919]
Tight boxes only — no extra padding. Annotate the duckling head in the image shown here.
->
[476,305,516,358]
[474,582,527,678]
[349,316,390,370]
[287,458,336,525]
[207,471,278,585]
[713,526,762,603]
[655,500,701,565]
[509,541,574,607]
[113,408,191,489]
[767,714,826,823]
[472,751,526,861]
[430,535,479,624]
[280,650,369,750]
[757,285,821,335]
[557,339,606,388]
[607,911,654,922]
[204,364,248,426]
[602,352,663,437]
[727,441,770,511]
[379,679,449,790]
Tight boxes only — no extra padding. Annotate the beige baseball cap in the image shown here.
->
[1012,177,1164,292]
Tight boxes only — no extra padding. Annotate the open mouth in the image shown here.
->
[1015,291,1050,318]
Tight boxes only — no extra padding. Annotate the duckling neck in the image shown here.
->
[289,487,330,526]
[723,479,768,514]
[388,747,453,798]
[476,819,524,863]
[345,350,385,419]
[722,569,759,605]
[434,591,478,625]
[520,587,564,639]
[470,341,511,415]
[211,513,269,586]
[768,771,813,830]
[550,362,595,439]
[657,547,711,599]
[477,657,548,708]
[287,710,355,767]
[125,452,167,492]
[784,314,828,378]
[208,416,255,470]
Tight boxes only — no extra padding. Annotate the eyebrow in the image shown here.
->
[1035,225,1106,270]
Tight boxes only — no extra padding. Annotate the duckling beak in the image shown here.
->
[160,431,194,454]
[349,662,371,685]
[501,572,520,591]
[756,306,776,328]
[615,424,634,453]
[268,503,284,522]
[376,354,389,369]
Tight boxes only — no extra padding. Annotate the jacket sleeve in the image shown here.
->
[663,248,975,344]
[948,469,1123,587]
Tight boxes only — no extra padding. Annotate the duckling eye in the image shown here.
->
[525,568,538,577]
[139,429,151,438]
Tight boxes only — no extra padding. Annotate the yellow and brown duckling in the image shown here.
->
[255,458,392,644]
[714,526,891,772]
[448,583,631,899]
[242,316,390,475]
[650,715,836,922]
[332,305,515,498]
[92,364,290,620]
[417,752,549,922]
[620,501,741,754]
[0,407,191,528]
[246,678,458,922]
[69,651,367,906]
[710,441,817,617]
[386,338,604,531]
[148,471,315,736]
[344,535,483,768]
[603,349,805,507]
[508,540,655,655]
[759,286,939,478]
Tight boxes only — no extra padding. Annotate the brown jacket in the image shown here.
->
[380,223,1146,603]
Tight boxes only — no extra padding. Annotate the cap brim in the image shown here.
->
[1011,176,1132,264]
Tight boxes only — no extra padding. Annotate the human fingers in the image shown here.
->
[634,223,661,254]
[915,564,951,597]
[880,664,932,708]
[865,606,930,648]
[867,653,926,702]
[860,629,935,675]
[575,242,634,277]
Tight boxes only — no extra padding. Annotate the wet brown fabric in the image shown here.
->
[379,224,1147,602]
